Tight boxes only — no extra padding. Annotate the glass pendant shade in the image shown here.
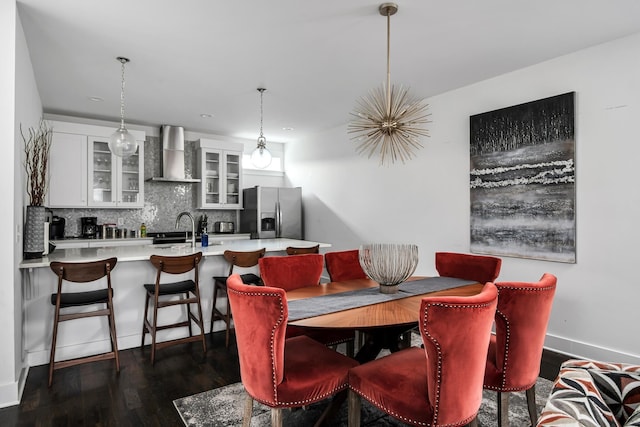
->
[251,136,272,169]
[251,87,273,169]
[109,125,138,157]
[109,56,138,158]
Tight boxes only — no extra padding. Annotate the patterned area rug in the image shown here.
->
[175,336,554,427]
[174,377,552,426]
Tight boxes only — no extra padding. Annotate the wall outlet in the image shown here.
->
[117,218,124,226]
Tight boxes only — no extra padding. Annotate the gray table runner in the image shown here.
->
[287,277,477,322]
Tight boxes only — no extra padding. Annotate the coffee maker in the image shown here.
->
[81,217,98,239]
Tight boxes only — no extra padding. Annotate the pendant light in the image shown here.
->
[348,3,431,165]
[109,56,138,158]
[250,88,273,169]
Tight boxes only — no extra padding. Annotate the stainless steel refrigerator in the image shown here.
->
[240,186,302,239]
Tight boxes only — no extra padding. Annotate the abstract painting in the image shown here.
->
[469,92,576,263]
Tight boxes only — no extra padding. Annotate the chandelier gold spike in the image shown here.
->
[348,3,431,165]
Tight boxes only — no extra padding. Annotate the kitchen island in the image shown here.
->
[19,238,330,367]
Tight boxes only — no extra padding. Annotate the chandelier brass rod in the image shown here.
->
[385,9,392,118]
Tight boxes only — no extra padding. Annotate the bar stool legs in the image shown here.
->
[48,257,120,387]
[211,279,232,348]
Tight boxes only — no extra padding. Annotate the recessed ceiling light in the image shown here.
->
[89,96,104,102]
[200,113,213,118]
[282,127,294,131]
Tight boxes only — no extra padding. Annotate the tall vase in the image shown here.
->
[24,205,45,259]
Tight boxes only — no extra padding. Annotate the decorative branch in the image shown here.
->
[22,120,53,206]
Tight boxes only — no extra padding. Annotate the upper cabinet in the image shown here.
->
[48,121,145,209]
[49,132,88,207]
[88,137,143,207]
[196,139,243,209]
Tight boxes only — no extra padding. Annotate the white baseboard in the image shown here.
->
[0,365,28,409]
[28,322,221,367]
[545,333,640,365]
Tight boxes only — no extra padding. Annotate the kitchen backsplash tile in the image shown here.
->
[51,136,236,237]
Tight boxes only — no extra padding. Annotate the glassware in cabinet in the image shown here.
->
[87,136,144,207]
[90,139,115,204]
[196,139,243,209]
[120,151,142,205]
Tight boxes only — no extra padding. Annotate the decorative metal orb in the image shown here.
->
[359,243,419,293]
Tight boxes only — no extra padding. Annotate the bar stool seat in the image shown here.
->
[50,289,110,307]
[48,257,120,387]
[143,279,196,295]
[211,248,266,347]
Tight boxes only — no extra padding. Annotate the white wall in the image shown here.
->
[0,3,44,408]
[287,32,640,364]
[0,0,18,407]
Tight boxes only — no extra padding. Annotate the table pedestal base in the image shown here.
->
[355,324,416,363]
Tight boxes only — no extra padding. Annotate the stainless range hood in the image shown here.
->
[147,125,200,182]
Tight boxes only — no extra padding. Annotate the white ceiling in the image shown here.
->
[17,0,640,143]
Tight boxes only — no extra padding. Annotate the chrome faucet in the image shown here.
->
[175,211,196,248]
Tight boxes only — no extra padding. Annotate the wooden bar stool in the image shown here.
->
[211,248,265,347]
[285,244,319,255]
[141,252,206,365]
[48,257,120,387]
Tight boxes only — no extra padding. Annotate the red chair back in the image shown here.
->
[487,273,557,390]
[435,251,502,283]
[324,250,367,282]
[226,275,288,403]
[259,254,324,291]
[420,282,498,425]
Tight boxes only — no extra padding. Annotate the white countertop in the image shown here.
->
[19,238,331,269]
[49,233,251,245]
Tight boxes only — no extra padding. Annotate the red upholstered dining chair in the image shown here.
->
[325,249,367,282]
[435,251,502,283]
[483,273,557,427]
[259,254,356,357]
[226,275,359,427]
[324,249,372,350]
[259,253,324,290]
[348,282,498,427]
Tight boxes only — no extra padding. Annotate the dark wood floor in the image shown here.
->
[0,332,570,427]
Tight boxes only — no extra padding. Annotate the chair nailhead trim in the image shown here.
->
[349,386,429,426]
[354,299,495,427]
[487,283,555,392]
[228,287,284,402]
[254,383,349,407]
[229,287,350,407]
[424,301,494,426]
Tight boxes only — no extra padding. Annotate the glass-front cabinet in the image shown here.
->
[196,139,243,209]
[88,137,144,207]
[48,121,145,208]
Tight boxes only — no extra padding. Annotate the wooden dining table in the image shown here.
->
[285,277,484,362]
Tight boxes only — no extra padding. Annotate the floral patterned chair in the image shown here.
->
[537,359,640,426]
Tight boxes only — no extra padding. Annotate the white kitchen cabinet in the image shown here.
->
[88,137,144,208]
[48,121,145,209]
[48,132,88,207]
[196,139,243,209]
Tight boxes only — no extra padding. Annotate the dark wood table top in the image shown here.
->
[286,277,483,330]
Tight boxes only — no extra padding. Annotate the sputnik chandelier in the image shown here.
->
[348,3,431,165]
